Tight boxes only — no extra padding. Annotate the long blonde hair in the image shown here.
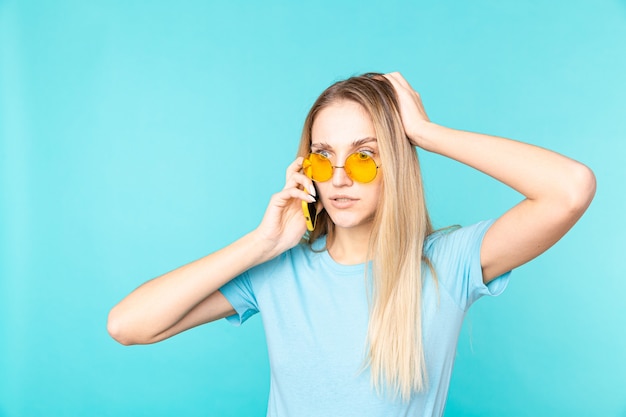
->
[297,73,434,400]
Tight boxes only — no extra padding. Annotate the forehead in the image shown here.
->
[311,100,376,148]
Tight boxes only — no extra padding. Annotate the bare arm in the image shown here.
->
[415,123,595,281]
[108,231,271,345]
[107,158,316,345]
[384,72,596,283]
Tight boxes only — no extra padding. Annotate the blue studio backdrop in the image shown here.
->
[1,1,625,416]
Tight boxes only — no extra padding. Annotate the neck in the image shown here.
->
[327,223,373,265]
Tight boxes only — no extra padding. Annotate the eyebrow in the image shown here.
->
[311,137,378,149]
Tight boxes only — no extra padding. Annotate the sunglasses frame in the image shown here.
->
[303,152,380,183]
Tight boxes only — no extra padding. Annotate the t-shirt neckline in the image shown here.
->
[310,235,370,275]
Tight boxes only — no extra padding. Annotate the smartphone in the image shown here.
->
[302,183,318,232]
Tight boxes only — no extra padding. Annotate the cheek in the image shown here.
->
[368,178,383,199]
[313,182,330,203]
[366,185,383,214]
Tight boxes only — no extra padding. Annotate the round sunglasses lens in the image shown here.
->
[307,154,333,182]
[346,152,377,183]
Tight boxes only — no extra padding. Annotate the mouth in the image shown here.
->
[330,195,358,202]
[328,195,359,208]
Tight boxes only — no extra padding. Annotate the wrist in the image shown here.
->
[407,120,438,151]
[248,228,283,261]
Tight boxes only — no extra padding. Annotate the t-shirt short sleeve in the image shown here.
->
[219,271,259,326]
[427,219,511,311]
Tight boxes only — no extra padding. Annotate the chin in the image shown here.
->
[327,212,375,230]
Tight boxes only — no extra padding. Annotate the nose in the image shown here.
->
[331,164,353,187]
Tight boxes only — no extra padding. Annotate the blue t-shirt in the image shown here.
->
[219,220,510,417]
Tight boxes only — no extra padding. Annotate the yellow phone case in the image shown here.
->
[302,187,317,231]
[302,201,315,231]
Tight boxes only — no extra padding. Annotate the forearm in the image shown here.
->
[107,230,275,344]
[418,122,594,205]
[108,155,314,345]
[418,122,595,280]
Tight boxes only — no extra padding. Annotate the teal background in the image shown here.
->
[1,1,624,416]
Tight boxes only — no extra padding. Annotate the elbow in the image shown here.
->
[107,308,138,346]
[561,162,596,217]
[570,163,596,212]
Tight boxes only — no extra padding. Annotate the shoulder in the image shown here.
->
[424,219,509,310]
[247,239,323,280]
[425,219,495,259]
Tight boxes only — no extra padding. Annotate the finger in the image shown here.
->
[272,187,316,206]
[285,172,316,197]
[385,73,425,109]
[385,72,412,90]
[383,73,408,97]
[285,157,305,182]
[386,74,421,101]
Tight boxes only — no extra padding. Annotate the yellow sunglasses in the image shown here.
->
[302,152,380,183]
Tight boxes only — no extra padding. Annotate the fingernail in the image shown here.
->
[307,195,316,203]
[309,185,316,197]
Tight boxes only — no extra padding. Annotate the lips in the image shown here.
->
[329,194,359,209]
[330,194,358,201]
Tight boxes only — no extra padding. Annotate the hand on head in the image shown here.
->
[382,72,431,149]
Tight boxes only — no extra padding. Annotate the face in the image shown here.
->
[310,100,383,233]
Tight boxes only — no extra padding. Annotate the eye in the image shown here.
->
[356,149,376,158]
[313,149,331,158]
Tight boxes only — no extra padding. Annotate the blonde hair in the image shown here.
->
[297,73,435,400]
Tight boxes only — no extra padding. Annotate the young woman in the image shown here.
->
[107,72,596,416]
